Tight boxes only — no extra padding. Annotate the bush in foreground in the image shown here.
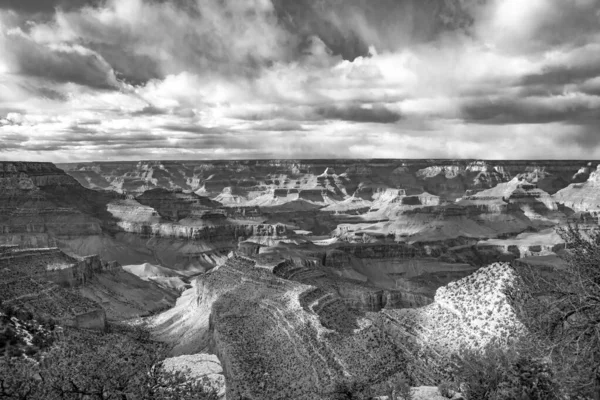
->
[450,344,560,400]
[0,325,218,400]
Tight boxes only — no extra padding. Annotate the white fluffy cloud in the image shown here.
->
[1,0,600,161]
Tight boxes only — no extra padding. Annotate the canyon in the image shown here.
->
[1,159,599,399]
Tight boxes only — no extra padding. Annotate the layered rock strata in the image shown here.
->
[150,255,527,399]
[0,246,107,329]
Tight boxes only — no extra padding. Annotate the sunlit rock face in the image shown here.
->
[370,263,530,383]
[554,165,600,217]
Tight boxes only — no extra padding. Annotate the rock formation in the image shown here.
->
[150,255,531,398]
[554,164,600,218]
[3,159,600,398]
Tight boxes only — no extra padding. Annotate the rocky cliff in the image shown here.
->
[0,245,177,325]
[554,165,600,217]
[149,255,531,399]
[370,263,530,382]
[0,162,117,249]
[0,162,80,189]
[151,255,410,399]
[0,246,108,330]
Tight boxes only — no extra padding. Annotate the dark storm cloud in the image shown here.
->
[35,87,69,101]
[92,44,163,86]
[521,63,600,88]
[132,106,169,116]
[251,121,305,131]
[461,97,600,125]
[160,124,225,134]
[555,123,600,154]
[522,1,600,51]
[272,0,478,60]
[0,0,101,13]
[317,104,401,124]
[4,34,118,89]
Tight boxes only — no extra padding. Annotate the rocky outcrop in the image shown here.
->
[0,245,175,326]
[151,257,531,398]
[459,178,558,215]
[371,263,529,383]
[115,221,289,243]
[136,188,221,221]
[0,162,118,250]
[554,165,600,216]
[107,199,160,223]
[0,247,108,330]
[0,162,80,189]
[0,246,119,288]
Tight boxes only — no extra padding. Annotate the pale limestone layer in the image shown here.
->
[162,353,226,399]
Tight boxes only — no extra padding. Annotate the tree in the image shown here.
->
[518,222,600,399]
[0,325,218,400]
[387,373,413,400]
[0,357,41,399]
[450,344,560,400]
[328,379,372,400]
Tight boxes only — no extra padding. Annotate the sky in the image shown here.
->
[0,0,600,162]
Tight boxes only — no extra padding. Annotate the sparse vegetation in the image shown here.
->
[517,223,600,399]
[0,321,218,400]
[387,373,414,400]
[438,381,455,398]
[328,379,372,400]
[450,343,560,400]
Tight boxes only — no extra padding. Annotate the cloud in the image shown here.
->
[1,0,600,161]
[461,94,600,124]
[0,0,100,14]
[2,33,119,89]
[317,104,402,124]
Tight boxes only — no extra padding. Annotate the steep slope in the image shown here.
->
[554,164,600,216]
[148,255,529,399]
[0,245,177,324]
[371,263,529,381]
[0,162,114,248]
[0,245,108,329]
[0,162,291,272]
[123,263,190,292]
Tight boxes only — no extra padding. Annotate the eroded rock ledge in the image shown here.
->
[150,255,529,399]
[0,245,110,329]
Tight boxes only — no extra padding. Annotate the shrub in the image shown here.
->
[24,346,38,357]
[516,223,600,398]
[438,381,455,398]
[0,327,219,400]
[329,379,371,400]
[385,373,414,400]
[31,332,54,349]
[450,344,560,400]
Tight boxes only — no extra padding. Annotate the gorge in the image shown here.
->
[1,159,599,399]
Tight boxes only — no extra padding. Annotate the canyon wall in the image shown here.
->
[58,160,598,199]
[0,246,108,330]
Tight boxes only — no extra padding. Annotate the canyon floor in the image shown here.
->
[1,159,599,399]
